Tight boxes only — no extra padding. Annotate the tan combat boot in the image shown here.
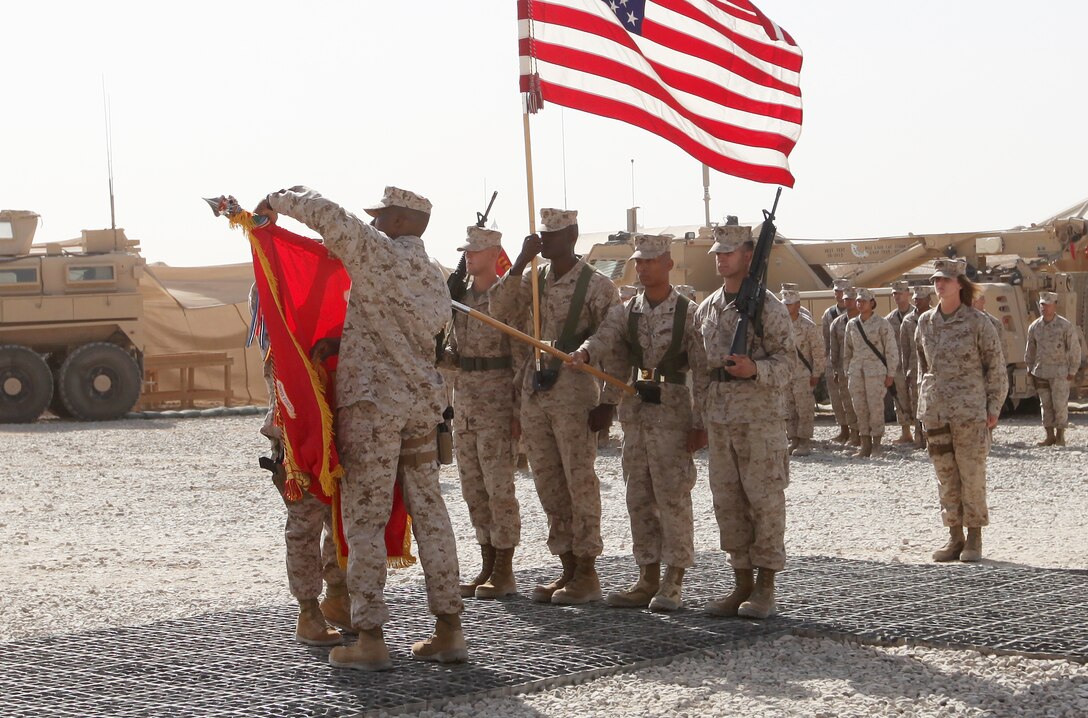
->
[832,425,851,443]
[411,614,468,664]
[914,422,927,450]
[705,568,754,617]
[870,436,883,458]
[649,566,685,612]
[895,424,913,444]
[737,568,777,619]
[531,551,576,603]
[459,544,496,598]
[606,562,660,608]
[296,598,342,646]
[852,435,872,458]
[320,581,352,632]
[848,428,861,447]
[329,626,391,671]
[552,555,602,605]
[792,438,812,457]
[932,526,965,562]
[475,547,517,599]
[787,436,800,454]
[960,527,983,562]
[1055,428,1066,447]
[1037,427,1056,447]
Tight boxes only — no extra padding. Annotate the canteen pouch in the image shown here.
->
[532,368,559,392]
[633,380,662,405]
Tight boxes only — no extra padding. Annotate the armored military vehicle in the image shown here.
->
[0,210,145,422]
[585,217,1088,406]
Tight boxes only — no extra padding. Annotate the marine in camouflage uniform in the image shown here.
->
[782,288,824,456]
[885,281,915,443]
[900,286,933,448]
[247,284,348,647]
[844,288,899,457]
[444,226,522,599]
[261,186,465,670]
[573,234,708,612]
[821,278,852,441]
[490,207,622,605]
[829,289,861,445]
[695,225,795,621]
[917,259,1008,563]
[1026,291,1082,446]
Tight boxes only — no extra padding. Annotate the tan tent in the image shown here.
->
[140,263,268,406]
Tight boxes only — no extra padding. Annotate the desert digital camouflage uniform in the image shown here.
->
[885,305,914,427]
[916,304,1008,528]
[1026,311,1081,429]
[900,308,924,417]
[445,272,521,551]
[828,311,859,433]
[821,302,848,423]
[247,284,347,603]
[490,232,622,560]
[844,310,899,438]
[695,287,794,572]
[267,186,462,630]
[578,286,708,569]
[787,311,825,441]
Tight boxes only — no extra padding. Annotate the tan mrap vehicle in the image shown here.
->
[585,217,1088,406]
[0,210,145,422]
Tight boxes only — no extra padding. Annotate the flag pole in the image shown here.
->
[522,108,542,365]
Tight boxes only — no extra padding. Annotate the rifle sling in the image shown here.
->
[539,263,595,368]
[852,317,888,369]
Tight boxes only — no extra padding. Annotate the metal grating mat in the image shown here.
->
[2,555,1085,717]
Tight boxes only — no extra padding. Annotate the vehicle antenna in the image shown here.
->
[102,77,117,242]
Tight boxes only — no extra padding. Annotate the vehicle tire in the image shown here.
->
[57,342,142,421]
[47,353,72,418]
[0,345,53,424]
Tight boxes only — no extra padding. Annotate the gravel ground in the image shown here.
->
[2,412,1086,716]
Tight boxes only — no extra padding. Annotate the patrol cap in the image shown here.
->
[707,224,752,254]
[832,278,851,291]
[364,186,432,216]
[619,284,639,301]
[842,288,859,300]
[457,226,502,252]
[780,289,801,304]
[1039,291,1059,305]
[891,280,910,293]
[675,284,697,301]
[630,233,673,259]
[912,285,934,300]
[856,288,875,302]
[780,282,799,292]
[931,257,966,280]
[540,208,578,232]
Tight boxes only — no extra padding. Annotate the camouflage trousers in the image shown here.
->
[907,372,920,419]
[834,370,858,430]
[786,376,815,440]
[521,395,603,558]
[620,420,696,568]
[891,370,913,426]
[336,401,462,630]
[848,369,887,438]
[454,425,521,550]
[284,490,346,600]
[925,421,989,528]
[1036,376,1071,429]
[706,420,789,571]
[826,366,847,425]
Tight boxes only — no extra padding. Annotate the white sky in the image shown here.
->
[2,1,1085,269]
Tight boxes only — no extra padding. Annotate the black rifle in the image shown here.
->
[726,187,783,368]
[447,191,499,304]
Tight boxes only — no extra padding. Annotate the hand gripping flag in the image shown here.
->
[519,0,803,186]
[208,197,415,569]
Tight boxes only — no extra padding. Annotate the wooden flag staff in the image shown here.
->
[522,108,543,367]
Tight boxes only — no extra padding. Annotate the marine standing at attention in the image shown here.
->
[1025,291,1081,447]
[255,186,466,670]
[844,288,899,458]
[916,258,1007,563]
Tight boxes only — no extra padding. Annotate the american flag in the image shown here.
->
[518,0,803,186]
